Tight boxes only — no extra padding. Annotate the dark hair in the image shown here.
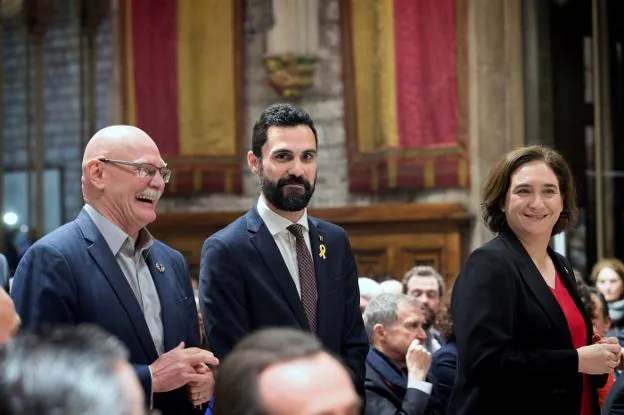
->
[213,328,326,415]
[251,103,318,158]
[481,145,577,235]
[588,287,609,320]
[0,325,134,415]
[436,291,455,342]
[402,265,445,297]
[575,276,596,320]
[590,258,624,285]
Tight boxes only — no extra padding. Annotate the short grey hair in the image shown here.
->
[0,324,135,415]
[363,293,421,343]
[402,265,445,297]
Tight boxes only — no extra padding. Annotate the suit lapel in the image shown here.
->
[246,208,310,330]
[145,247,179,352]
[76,210,159,360]
[499,229,572,345]
[308,218,327,337]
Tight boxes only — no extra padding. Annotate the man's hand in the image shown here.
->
[187,362,215,406]
[150,342,219,393]
[406,339,431,382]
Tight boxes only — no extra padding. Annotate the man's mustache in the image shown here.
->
[277,175,312,189]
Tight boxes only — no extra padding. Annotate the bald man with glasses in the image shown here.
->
[11,125,218,415]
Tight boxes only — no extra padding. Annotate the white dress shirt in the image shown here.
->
[256,195,313,297]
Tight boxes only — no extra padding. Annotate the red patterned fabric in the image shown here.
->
[130,0,179,157]
[393,0,458,149]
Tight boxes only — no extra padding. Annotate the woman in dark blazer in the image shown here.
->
[448,146,621,415]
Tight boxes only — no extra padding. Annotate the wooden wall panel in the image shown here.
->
[150,203,472,287]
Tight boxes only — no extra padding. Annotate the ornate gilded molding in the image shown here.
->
[263,54,318,99]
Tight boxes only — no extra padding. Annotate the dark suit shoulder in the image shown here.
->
[31,220,82,250]
[308,215,350,237]
[203,213,248,243]
[151,239,183,260]
[471,234,513,258]
[455,236,514,285]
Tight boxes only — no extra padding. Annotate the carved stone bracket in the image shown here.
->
[263,53,318,99]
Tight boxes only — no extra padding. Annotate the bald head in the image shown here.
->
[82,125,157,166]
[80,125,166,238]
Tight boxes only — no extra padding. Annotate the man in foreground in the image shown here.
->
[11,125,217,414]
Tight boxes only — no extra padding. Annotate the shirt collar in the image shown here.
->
[256,194,308,236]
[84,204,154,255]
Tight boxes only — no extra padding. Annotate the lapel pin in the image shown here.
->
[319,243,327,259]
[319,234,324,242]
[155,262,165,273]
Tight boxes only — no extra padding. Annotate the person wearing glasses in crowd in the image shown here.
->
[11,125,218,415]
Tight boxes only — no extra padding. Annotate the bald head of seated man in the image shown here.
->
[213,328,361,415]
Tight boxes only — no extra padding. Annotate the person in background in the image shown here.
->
[576,279,616,407]
[362,293,441,415]
[591,258,624,337]
[0,325,145,415]
[430,292,457,412]
[449,146,620,415]
[213,327,361,415]
[403,266,446,353]
[379,279,404,295]
[359,277,382,314]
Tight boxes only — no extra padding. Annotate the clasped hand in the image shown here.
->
[578,336,621,375]
[149,342,219,406]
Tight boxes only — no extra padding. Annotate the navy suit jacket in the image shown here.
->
[364,348,442,415]
[199,206,369,396]
[430,341,458,412]
[11,209,202,415]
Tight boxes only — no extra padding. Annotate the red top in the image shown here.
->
[549,271,592,415]
[598,370,615,407]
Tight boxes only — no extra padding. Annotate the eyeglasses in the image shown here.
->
[98,158,172,183]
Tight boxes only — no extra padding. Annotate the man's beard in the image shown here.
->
[260,169,316,212]
[422,305,437,330]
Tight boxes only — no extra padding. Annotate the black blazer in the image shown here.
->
[199,206,369,396]
[447,227,604,415]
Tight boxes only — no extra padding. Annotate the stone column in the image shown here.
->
[467,0,525,250]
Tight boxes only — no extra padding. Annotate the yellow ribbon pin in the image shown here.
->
[319,244,327,259]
